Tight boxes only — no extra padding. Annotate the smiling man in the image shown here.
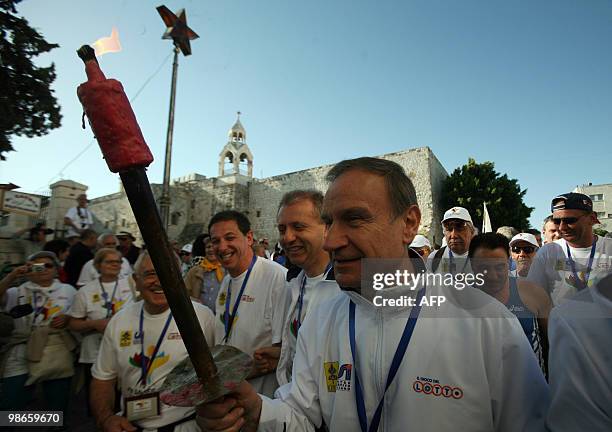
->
[196,157,548,432]
[528,193,612,305]
[90,251,215,432]
[257,190,341,388]
[209,210,289,398]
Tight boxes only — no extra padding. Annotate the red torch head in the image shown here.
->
[77,44,154,173]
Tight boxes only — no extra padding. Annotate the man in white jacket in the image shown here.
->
[197,157,549,432]
[254,190,341,388]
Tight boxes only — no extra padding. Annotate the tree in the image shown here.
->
[441,158,533,231]
[0,0,61,160]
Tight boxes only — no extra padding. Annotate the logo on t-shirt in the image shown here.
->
[120,330,132,347]
[129,345,170,384]
[92,293,101,303]
[218,292,227,306]
[324,361,352,392]
[413,376,463,399]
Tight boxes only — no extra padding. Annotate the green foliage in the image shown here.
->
[441,158,533,231]
[0,0,61,160]
[594,228,609,237]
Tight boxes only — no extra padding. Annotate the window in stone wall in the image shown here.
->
[191,200,196,209]
[256,210,261,217]
[121,219,126,227]
[171,212,180,225]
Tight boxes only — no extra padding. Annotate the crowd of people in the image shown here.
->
[1,158,610,431]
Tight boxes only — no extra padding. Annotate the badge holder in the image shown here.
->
[125,392,161,421]
[160,345,253,407]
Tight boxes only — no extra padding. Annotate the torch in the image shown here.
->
[76,45,250,406]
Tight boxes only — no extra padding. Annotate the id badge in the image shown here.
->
[124,392,160,421]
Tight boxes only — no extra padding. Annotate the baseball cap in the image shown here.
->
[551,193,593,213]
[442,207,473,224]
[410,235,431,249]
[181,244,193,253]
[509,233,539,248]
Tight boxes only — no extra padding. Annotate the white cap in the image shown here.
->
[181,244,193,253]
[442,207,473,224]
[509,233,539,248]
[410,235,431,249]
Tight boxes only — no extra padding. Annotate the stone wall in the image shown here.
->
[83,146,448,248]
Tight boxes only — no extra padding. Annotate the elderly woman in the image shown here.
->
[185,236,224,312]
[69,248,133,403]
[0,251,76,413]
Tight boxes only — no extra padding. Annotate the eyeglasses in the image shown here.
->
[443,221,468,232]
[102,260,122,265]
[511,246,536,254]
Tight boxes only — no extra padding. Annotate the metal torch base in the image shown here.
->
[160,345,253,407]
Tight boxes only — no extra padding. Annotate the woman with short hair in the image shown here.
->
[68,248,133,406]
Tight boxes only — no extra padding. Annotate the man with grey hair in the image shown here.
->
[90,251,215,432]
[542,215,560,244]
[254,189,341,388]
[428,206,475,274]
[76,233,133,287]
[197,157,548,431]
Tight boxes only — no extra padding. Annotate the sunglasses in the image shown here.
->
[511,246,536,254]
[552,214,588,225]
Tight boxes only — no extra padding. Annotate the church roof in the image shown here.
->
[228,111,246,139]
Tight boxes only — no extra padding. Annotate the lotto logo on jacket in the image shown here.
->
[413,376,463,399]
[324,362,352,392]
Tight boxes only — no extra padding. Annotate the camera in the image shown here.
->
[9,303,34,319]
[31,263,46,273]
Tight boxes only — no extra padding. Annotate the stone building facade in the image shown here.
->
[87,115,449,248]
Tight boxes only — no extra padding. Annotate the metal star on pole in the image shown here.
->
[157,5,199,56]
[156,5,199,228]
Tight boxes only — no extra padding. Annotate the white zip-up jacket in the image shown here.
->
[276,269,342,388]
[259,281,549,431]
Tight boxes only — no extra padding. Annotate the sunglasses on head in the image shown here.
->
[511,246,536,254]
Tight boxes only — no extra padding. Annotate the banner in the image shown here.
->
[1,190,42,217]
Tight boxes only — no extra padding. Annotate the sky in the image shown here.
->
[2,0,611,229]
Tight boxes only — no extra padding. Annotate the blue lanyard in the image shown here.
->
[349,287,425,432]
[565,238,597,290]
[31,292,46,323]
[295,262,333,331]
[448,249,468,274]
[224,255,257,342]
[139,306,173,385]
[99,278,118,318]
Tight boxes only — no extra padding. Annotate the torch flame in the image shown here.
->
[92,28,122,57]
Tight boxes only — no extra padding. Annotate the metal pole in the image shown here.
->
[160,45,180,229]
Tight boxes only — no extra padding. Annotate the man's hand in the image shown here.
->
[101,414,136,432]
[253,346,281,375]
[50,314,69,329]
[196,381,261,432]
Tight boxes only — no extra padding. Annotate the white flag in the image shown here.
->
[482,202,492,233]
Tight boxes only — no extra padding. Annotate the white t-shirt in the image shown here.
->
[77,258,133,287]
[69,278,134,363]
[277,271,341,387]
[2,280,76,378]
[214,257,288,398]
[92,300,215,431]
[426,247,472,274]
[546,284,612,431]
[64,206,94,237]
[527,237,612,305]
